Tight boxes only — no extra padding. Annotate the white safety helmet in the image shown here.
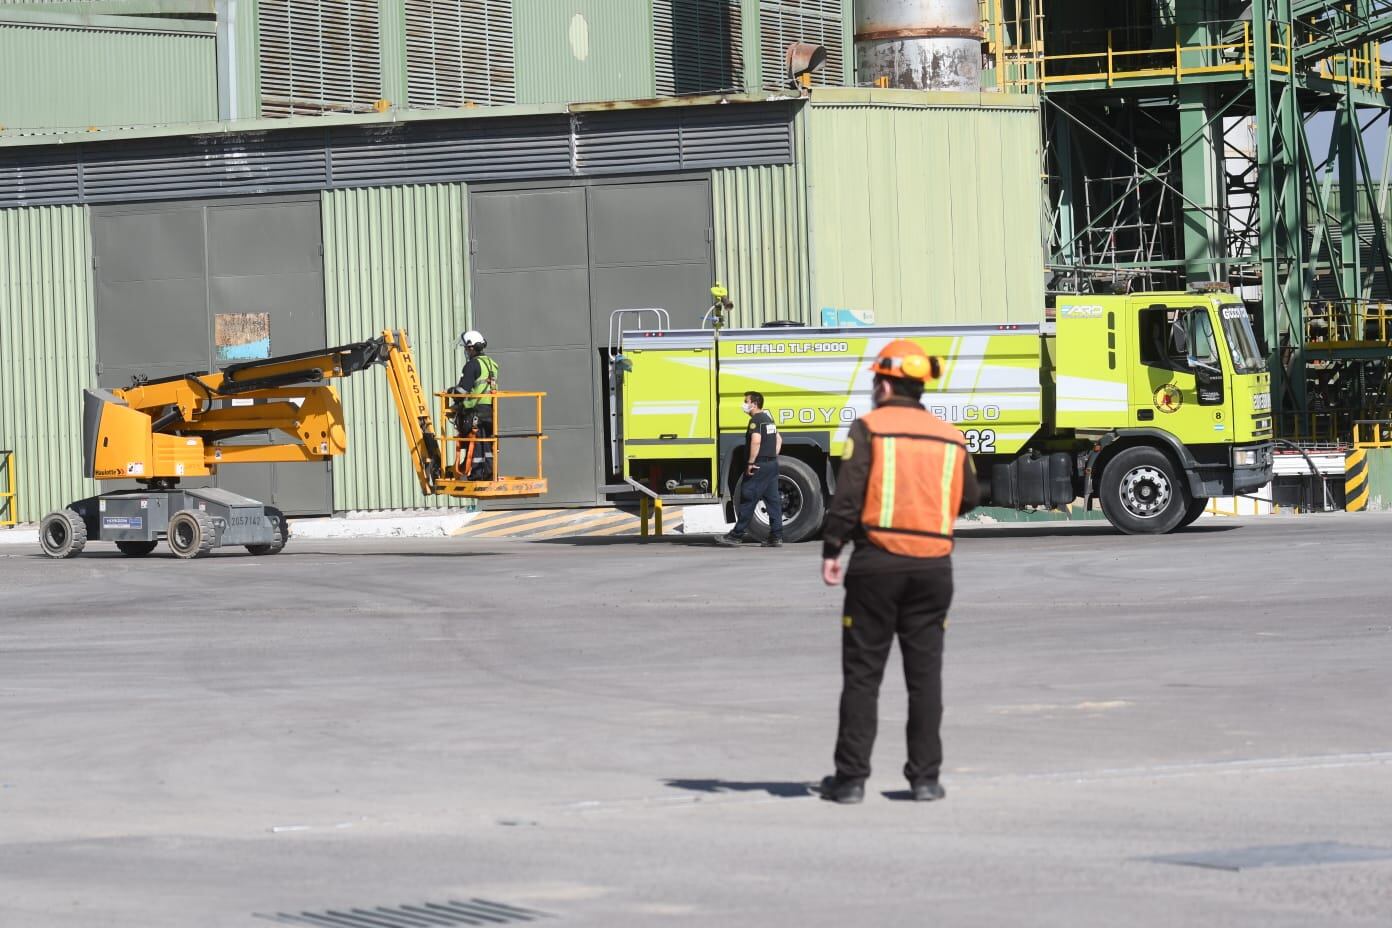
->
[458,329,487,350]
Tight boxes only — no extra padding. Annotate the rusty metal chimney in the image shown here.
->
[855,0,983,91]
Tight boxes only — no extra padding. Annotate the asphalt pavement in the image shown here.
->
[2,514,1390,927]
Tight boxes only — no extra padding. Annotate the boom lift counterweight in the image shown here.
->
[40,330,546,559]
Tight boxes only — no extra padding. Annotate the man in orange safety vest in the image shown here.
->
[818,339,980,805]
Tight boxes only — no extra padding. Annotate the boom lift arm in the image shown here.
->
[46,330,545,559]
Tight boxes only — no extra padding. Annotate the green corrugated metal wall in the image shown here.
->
[805,90,1045,325]
[513,0,654,104]
[0,20,217,130]
[322,184,472,513]
[711,162,812,325]
[0,205,94,524]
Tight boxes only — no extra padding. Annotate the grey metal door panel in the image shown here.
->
[92,196,331,518]
[471,268,592,350]
[91,206,205,282]
[204,198,328,515]
[586,178,713,341]
[207,201,325,276]
[471,188,589,272]
[271,461,333,515]
[588,262,715,342]
[472,185,598,506]
[586,180,713,266]
[218,458,275,510]
[469,176,714,508]
[95,278,212,373]
[205,274,326,342]
[510,426,597,504]
[487,346,592,432]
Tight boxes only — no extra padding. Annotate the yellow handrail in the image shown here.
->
[1305,300,1392,346]
[997,19,1386,91]
[0,450,14,527]
[1353,420,1392,449]
[437,390,548,496]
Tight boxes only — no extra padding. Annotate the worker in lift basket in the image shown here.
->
[452,329,498,481]
[817,340,980,805]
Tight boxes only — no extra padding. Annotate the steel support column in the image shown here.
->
[1338,87,1363,301]
[1179,85,1222,282]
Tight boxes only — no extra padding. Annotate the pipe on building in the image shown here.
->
[854,0,982,91]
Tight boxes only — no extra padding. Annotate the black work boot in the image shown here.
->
[819,775,865,805]
[911,779,946,802]
[760,536,784,548]
[715,532,747,547]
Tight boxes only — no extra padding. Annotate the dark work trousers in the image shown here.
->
[452,405,494,479]
[834,566,953,784]
[732,461,783,538]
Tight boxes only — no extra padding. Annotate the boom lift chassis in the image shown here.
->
[40,330,546,560]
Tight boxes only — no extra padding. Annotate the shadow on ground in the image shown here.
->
[956,522,1238,539]
[20,550,503,561]
[534,535,728,547]
[663,778,813,798]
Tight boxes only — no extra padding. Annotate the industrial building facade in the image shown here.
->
[1,2,1041,522]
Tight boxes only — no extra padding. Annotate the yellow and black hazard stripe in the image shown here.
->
[451,506,685,539]
[1345,448,1370,511]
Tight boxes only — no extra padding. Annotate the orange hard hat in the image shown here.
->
[869,338,936,382]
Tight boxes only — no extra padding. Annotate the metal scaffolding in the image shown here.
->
[984,0,1392,440]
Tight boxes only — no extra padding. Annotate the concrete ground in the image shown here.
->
[2,514,1390,927]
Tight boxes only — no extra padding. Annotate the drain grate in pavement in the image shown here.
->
[255,898,554,926]
[1146,841,1392,872]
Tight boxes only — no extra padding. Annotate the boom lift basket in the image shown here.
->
[435,389,548,499]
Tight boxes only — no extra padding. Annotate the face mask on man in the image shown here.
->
[742,401,754,414]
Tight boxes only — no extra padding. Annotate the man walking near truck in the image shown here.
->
[717,391,784,548]
[818,340,979,804]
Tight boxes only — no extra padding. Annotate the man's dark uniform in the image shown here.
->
[730,409,783,540]
[822,395,980,793]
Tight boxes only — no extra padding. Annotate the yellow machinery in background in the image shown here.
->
[40,330,545,559]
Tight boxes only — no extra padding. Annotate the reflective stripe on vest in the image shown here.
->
[462,355,498,408]
[859,405,967,558]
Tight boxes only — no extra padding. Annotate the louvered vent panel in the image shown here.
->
[260,0,383,117]
[653,0,744,96]
[0,153,82,208]
[0,103,793,207]
[405,0,515,109]
[759,0,844,89]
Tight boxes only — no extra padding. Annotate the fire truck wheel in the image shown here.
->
[1098,446,1191,535]
[740,455,825,544]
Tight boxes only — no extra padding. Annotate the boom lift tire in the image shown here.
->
[246,507,288,556]
[40,509,87,559]
[739,455,825,544]
[116,540,159,557]
[1178,498,1208,529]
[1098,446,1191,535]
[167,509,216,559]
